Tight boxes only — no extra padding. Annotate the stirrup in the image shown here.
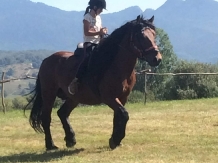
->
[68,78,78,95]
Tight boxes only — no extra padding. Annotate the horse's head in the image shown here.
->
[130,15,162,67]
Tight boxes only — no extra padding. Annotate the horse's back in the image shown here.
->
[38,51,75,90]
[43,51,74,64]
[39,51,74,75]
[53,51,74,58]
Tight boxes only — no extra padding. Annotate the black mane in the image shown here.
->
[87,22,132,77]
[87,16,154,78]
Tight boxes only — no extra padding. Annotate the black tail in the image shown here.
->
[25,76,44,133]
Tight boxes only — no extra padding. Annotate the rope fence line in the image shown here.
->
[1,70,218,113]
[136,69,218,104]
[0,76,36,84]
[138,72,218,76]
[0,73,36,114]
[136,69,218,76]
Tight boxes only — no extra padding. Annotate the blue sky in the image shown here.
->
[30,0,168,13]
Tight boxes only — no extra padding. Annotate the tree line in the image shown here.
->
[133,28,218,102]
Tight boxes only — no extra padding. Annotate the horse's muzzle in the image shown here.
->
[147,51,162,67]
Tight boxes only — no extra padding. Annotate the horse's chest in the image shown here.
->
[122,79,132,92]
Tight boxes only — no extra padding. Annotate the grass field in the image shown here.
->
[0,99,218,163]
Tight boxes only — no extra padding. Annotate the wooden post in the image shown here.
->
[1,72,6,114]
[144,73,147,105]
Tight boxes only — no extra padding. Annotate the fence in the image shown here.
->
[0,72,36,113]
[136,69,218,104]
[1,70,218,113]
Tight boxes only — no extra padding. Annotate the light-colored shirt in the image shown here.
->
[83,13,102,44]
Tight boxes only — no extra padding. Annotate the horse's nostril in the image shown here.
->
[153,57,158,63]
[151,57,161,67]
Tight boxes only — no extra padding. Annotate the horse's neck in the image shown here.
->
[113,40,137,78]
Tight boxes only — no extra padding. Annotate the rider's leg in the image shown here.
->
[68,42,97,95]
[76,42,97,83]
[68,43,85,95]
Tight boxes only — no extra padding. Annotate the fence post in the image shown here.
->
[1,72,6,113]
[144,73,147,105]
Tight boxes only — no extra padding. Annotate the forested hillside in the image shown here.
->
[0,50,54,97]
[0,50,54,68]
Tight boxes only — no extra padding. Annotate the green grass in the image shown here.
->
[0,99,218,163]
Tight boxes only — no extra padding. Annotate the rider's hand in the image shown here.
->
[100,27,108,35]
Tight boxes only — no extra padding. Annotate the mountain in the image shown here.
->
[0,0,83,51]
[0,0,218,62]
[0,0,142,51]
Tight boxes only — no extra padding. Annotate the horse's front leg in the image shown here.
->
[105,98,129,149]
[57,99,78,148]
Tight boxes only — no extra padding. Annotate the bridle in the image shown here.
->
[101,24,159,60]
[130,26,159,60]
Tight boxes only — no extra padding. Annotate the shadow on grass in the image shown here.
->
[0,148,85,162]
[95,146,111,153]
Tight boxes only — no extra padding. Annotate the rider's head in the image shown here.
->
[84,0,107,15]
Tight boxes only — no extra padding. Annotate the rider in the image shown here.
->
[68,0,108,95]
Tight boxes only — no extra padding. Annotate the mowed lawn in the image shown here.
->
[0,99,218,163]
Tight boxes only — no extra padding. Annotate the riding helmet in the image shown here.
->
[88,0,107,9]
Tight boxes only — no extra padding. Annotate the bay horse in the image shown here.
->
[27,15,162,150]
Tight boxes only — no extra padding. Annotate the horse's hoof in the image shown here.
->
[65,137,76,148]
[46,145,59,151]
[109,138,117,150]
[66,141,76,148]
[118,143,123,147]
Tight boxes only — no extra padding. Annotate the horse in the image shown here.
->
[26,15,162,151]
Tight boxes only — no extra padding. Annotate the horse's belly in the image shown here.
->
[74,85,102,105]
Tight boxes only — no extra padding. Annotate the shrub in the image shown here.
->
[53,98,64,108]
[177,88,197,100]
[128,91,144,103]
[0,98,13,111]
[12,96,27,109]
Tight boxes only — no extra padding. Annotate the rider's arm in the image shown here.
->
[83,20,101,36]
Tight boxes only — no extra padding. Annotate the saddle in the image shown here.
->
[74,42,98,81]
[74,42,97,57]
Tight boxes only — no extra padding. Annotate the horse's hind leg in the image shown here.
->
[41,90,58,150]
[57,98,79,148]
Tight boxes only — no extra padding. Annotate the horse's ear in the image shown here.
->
[140,15,144,21]
[148,16,154,23]
[136,15,141,23]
